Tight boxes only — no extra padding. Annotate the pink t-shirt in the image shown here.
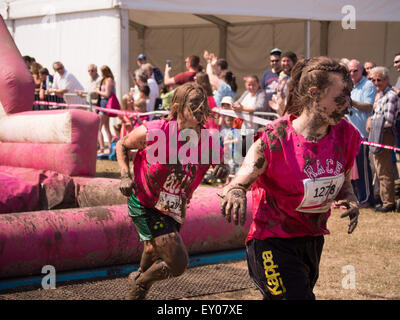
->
[246,114,361,242]
[133,119,223,224]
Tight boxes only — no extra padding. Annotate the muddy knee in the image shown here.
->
[168,257,188,277]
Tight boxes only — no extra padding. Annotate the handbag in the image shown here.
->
[105,93,121,117]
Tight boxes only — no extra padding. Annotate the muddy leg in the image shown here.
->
[127,232,188,299]
[138,241,158,273]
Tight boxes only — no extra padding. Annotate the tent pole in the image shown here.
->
[319,21,329,56]
[304,20,311,58]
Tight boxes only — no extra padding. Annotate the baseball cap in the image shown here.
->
[270,48,282,55]
[137,54,146,61]
[221,96,233,106]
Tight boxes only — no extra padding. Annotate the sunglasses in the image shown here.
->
[371,78,383,83]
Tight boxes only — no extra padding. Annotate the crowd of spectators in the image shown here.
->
[23,50,400,210]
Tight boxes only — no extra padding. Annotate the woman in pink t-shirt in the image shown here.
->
[220,57,361,300]
[116,82,229,300]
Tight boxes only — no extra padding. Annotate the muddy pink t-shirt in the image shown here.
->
[246,114,361,242]
[133,119,222,223]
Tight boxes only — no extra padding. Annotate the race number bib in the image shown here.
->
[155,191,185,220]
[296,173,345,213]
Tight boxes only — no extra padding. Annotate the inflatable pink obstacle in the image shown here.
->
[0,14,249,280]
[0,109,99,176]
[0,186,252,279]
[0,15,99,176]
[0,15,34,115]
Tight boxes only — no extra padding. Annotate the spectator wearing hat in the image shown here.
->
[218,96,234,129]
[137,54,147,68]
[261,48,282,104]
[137,53,164,85]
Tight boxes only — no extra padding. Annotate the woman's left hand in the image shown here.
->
[219,186,247,226]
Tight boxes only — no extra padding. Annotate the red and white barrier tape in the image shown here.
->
[34,100,168,117]
[33,100,400,152]
[34,100,90,109]
[361,140,400,152]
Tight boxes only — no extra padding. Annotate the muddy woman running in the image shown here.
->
[220,57,361,300]
[116,82,229,300]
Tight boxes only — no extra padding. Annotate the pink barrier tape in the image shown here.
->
[361,140,400,152]
[32,100,400,153]
[33,100,168,118]
[33,100,90,109]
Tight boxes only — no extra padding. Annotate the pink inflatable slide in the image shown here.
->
[0,14,249,280]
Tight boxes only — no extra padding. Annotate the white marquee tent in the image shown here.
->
[1,0,400,99]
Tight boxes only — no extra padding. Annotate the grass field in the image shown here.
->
[96,159,400,300]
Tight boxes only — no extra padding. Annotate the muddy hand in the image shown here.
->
[119,176,135,197]
[339,201,359,234]
[219,186,247,226]
[212,163,230,180]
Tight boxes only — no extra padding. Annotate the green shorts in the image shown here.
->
[128,193,181,241]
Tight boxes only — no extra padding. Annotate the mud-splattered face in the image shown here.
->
[313,73,352,126]
[178,89,208,130]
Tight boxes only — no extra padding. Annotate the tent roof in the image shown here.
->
[1,0,400,23]
[128,10,292,28]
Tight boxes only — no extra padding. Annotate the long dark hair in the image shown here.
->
[284,56,352,116]
[195,72,213,97]
[222,70,237,93]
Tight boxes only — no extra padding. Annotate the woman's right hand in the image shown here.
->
[119,176,135,197]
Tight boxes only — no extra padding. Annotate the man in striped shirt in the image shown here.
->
[366,66,399,212]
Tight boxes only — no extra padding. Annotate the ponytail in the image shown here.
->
[284,59,309,116]
[224,71,237,93]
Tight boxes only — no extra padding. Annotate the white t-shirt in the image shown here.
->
[52,70,84,92]
[147,78,160,112]
[240,93,258,136]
